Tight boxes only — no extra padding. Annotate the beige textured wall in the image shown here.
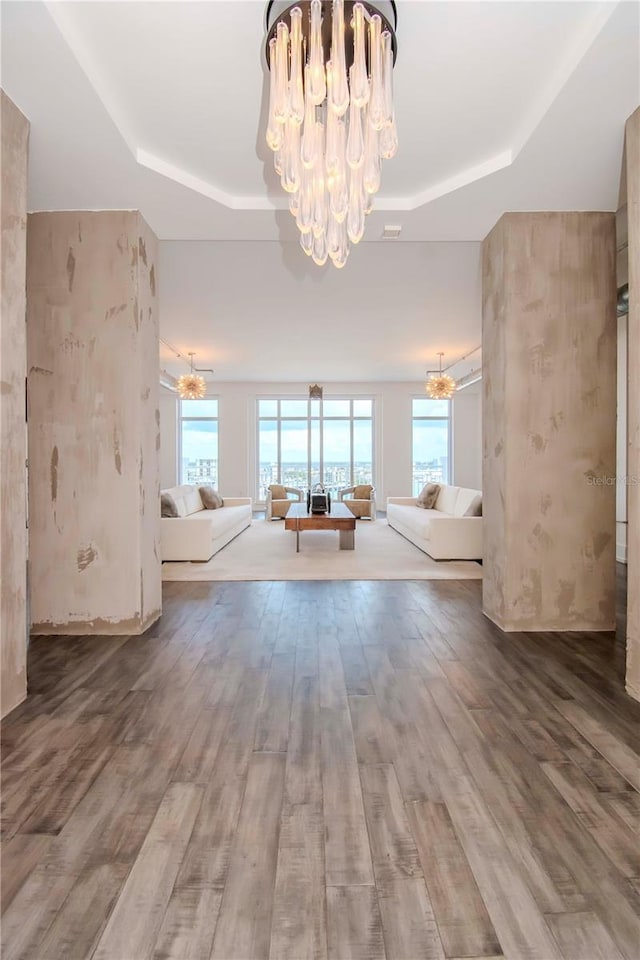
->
[1,92,29,717]
[27,211,161,634]
[483,212,617,631]
[625,108,640,700]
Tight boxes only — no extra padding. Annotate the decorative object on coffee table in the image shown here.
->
[307,483,331,514]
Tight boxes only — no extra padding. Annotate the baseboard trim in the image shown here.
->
[31,607,161,636]
[625,679,640,703]
[482,607,616,633]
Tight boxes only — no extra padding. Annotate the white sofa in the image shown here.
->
[161,485,252,562]
[386,485,482,561]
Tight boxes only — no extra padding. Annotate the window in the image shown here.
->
[179,399,219,486]
[412,398,450,493]
[257,398,374,500]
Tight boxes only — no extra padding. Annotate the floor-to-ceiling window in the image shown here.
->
[179,399,219,486]
[412,397,450,493]
[257,398,374,501]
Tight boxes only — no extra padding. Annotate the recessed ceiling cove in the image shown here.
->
[2,0,637,243]
[38,0,635,211]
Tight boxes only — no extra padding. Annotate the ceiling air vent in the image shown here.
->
[382,225,402,240]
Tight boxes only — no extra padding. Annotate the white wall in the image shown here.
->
[452,389,482,490]
[160,381,482,503]
[160,388,179,490]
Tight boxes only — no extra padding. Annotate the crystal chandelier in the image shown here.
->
[265,0,398,268]
[425,353,456,400]
[177,353,207,400]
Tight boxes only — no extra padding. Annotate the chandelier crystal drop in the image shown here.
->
[265,0,398,268]
[177,353,207,400]
[425,353,456,400]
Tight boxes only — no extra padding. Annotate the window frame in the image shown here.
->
[178,397,220,487]
[411,396,451,493]
[256,396,375,501]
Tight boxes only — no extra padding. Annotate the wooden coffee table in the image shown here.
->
[284,502,356,552]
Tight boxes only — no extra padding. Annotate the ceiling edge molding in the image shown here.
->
[45,0,619,214]
[509,1,619,160]
[136,149,286,211]
[44,0,138,157]
[374,151,514,210]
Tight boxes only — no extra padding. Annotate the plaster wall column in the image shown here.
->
[1,91,29,716]
[27,211,161,635]
[482,212,616,631]
[624,108,640,699]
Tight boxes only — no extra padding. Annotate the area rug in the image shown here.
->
[161,518,482,582]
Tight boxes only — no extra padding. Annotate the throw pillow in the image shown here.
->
[353,484,373,500]
[417,483,440,509]
[199,485,223,509]
[160,492,178,518]
[270,484,288,501]
[464,494,482,517]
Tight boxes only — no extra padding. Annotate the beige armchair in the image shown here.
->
[266,484,304,520]
[338,484,376,520]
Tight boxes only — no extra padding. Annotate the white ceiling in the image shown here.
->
[159,240,482,381]
[1,0,637,380]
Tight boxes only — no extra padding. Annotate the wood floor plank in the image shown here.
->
[211,753,286,960]
[322,758,374,887]
[339,645,374,696]
[440,659,494,710]
[19,734,116,835]
[254,652,295,753]
[406,799,501,959]
[175,776,247,891]
[270,802,327,960]
[171,704,234,784]
[326,886,386,960]
[93,782,204,960]
[152,885,222,960]
[602,789,640,835]
[359,763,422,882]
[434,779,565,960]
[541,761,640,877]
[553,699,640,792]
[347,695,393,765]
[0,834,51,912]
[3,575,639,960]
[466,702,640,960]
[0,866,81,960]
[37,862,130,960]
[284,675,323,806]
[544,910,626,960]
[376,877,445,960]
[210,667,269,779]
[363,644,443,802]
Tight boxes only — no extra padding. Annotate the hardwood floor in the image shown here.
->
[2,576,639,960]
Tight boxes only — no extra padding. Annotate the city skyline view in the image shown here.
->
[180,398,450,497]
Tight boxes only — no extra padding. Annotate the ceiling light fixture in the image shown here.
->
[265,0,398,268]
[177,353,212,400]
[425,353,456,400]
